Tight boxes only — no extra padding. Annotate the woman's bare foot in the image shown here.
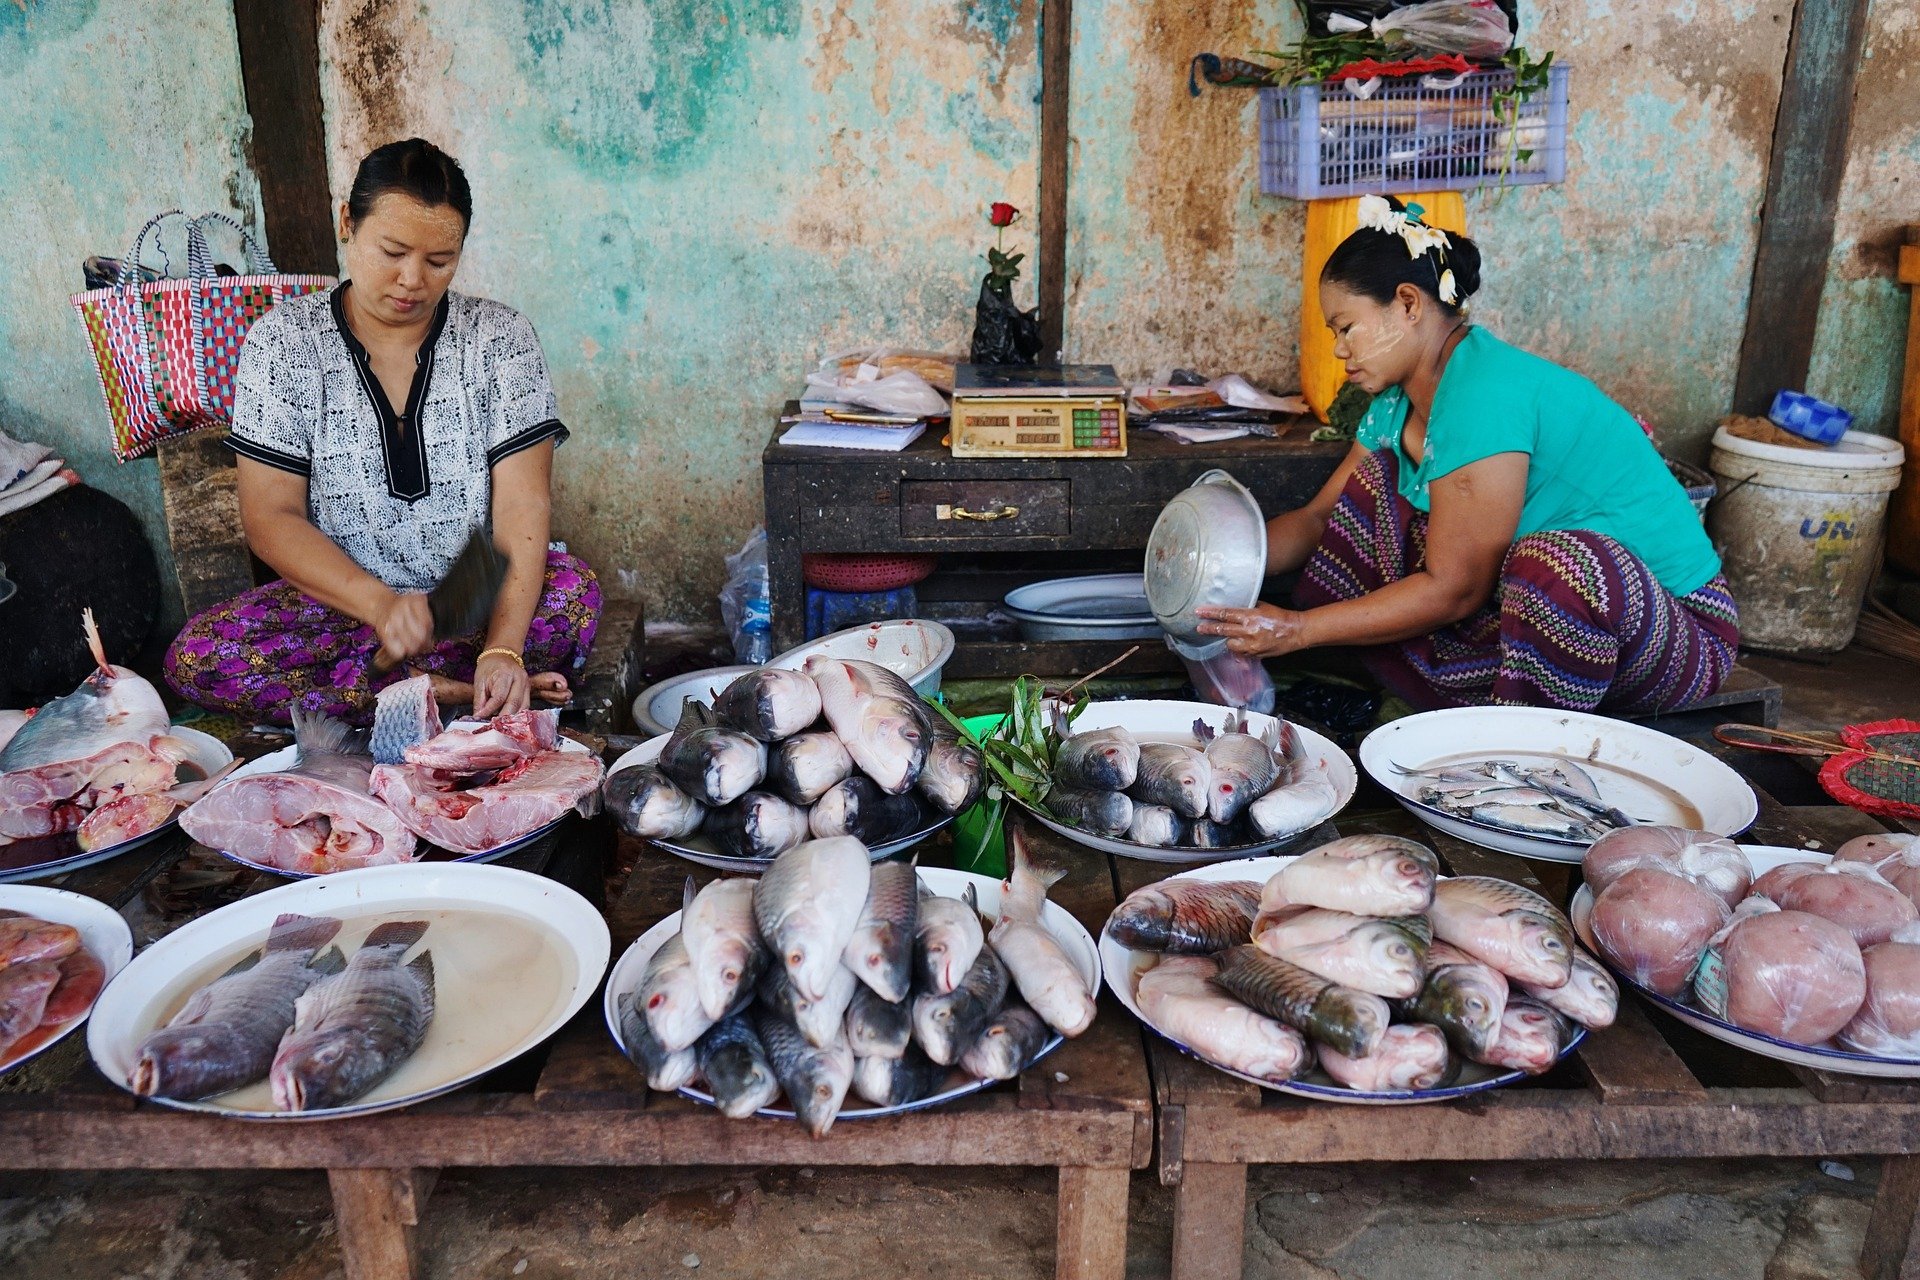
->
[531,671,571,705]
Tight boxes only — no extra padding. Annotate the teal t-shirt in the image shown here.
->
[1354,328,1721,596]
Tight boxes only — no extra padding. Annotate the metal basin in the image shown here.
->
[1144,469,1268,660]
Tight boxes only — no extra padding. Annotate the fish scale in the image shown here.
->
[843,860,919,1002]
[1204,730,1281,824]
[1212,944,1389,1059]
[270,919,436,1112]
[1108,879,1262,954]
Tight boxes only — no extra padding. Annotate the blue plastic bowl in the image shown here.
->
[1768,389,1852,445]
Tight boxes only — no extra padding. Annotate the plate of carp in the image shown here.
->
[1573,828,1920,1078]
[603,831,1101,1135]
[0,885,134,1076]
[87,862,610,1120]
[1021,701,1356,864]
[604,661,977,872]
[1360,706,1758,863]
[1101,836,1613,1104]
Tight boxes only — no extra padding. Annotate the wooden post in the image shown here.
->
[1055,1164,1130,1280]
[1037,0,1072,362]
[1885,231,1920,573]
[328,1167,436,1280]
[1863,1154,1920,1280]
[230,0,337,274]
[1729,0,1871,415]
[1171,1161,1248,1280]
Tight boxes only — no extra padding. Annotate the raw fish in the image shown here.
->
[754,1008,854,1137]
[617,991,696,1091]
[1472,997,1568,1074]
[1251,907,1429,999]
[604,765,705,841]
[1258,835,1437,918]
[758,955,858,1049]
[842,860,918,1002]
[39,947,107,1026]
[0,915,80,965]
[752,837,872,1002]
[1126,804,1188,848]
[696,1011,780,1117]
[682,877,770,1020]
[270,920,435,1112]
[916,717,985,815]
[1134,956,1310,1083]
[1131,743,1210,820]
[658,701,766,807]
[0,960,60,1056]
[912,944,1010,1065]
[1590,867,1730,997]
[368,675,442,765]
[1053,727,1139,792]
[131,913,344,1100]
[1186,818,1248,850]
[370,747,604,854]
[854,1042,946,1107]
[705,790,810,861]
[809,776,924,846]
[1107,879,1262,954]
[1317,1022,1452,1092]
[846,983,912,1059]
[75,759,241,851]
[1212,944,1389,1059]
[959,1004,1050,1081]
[1044,786,1132,838]
[989,826,1095,1036]
[804,657,928,794]
[915,883,984,995]
[1428,877,1574,989]
[639,932,713,1053]
[1248,774,1342,840]
[1203,724,1281,824]
[713,668,822,742]
[1518,948,1618,1029]
[1404,941,1508,1059]
[400,707,558,773]
[767,732,853,807]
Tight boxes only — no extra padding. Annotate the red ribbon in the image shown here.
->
[1326,54,1473,83]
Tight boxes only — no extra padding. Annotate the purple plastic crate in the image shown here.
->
[1259,64,1570,199]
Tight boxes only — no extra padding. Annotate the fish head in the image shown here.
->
[130,1027,223,1098]
[1358,921,1422,980]
[1357,849,1436,912]
[1511,911,1574,985]
[271,1033,357,1112]
[1429,970,1504,1053]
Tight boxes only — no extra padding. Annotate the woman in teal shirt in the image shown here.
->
[1198,197,1738,712]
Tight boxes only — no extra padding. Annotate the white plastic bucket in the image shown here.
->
[1707,427,1903,653]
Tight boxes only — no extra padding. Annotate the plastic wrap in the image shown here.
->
[1769,861,1919,949]
[1178,647,1276,714]
[1838,924,1920,1057]
[1752,860,1820,901]
[1835,833,1920,911]
[1589,867,1729,997]
[1697,909,1865,1045]
[803,359,950,418]
[1581,825,1752,908]
[1367,0,1514,58]
[718,529,772,664]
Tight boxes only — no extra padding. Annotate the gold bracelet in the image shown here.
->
[478,646,525,668]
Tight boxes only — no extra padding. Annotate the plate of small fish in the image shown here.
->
[0,885,133,1076]
[1019,701,1355,864]
[87,862,609,1120]
[1101,841,1607,1105]
[604,830,1102,1135]
[604,661,979,872]
[1360,707,1758,863]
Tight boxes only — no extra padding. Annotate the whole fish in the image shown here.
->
[846,982,912,1059]
[1460,802,1600,840]
[712,668,822,742]
[1134,956,1310,1083]
[804,657,928,795]
[0,959,61,1055]
[767,732,853,807]
[1518,947,1618,1030]
[913,944,1011,1065]
[959,1004,1050,1081]
[1252,908,1430,999]
[1427,877,1575,989]
[1187,818,1248,850]
[854,1042,947,1107]
[1248,774,1342,840]
[990,826,1096,1036]
[605,765,706,841]
[1212,944,1389,1059]
[270,920,435,1112]
[681,877,770,1020]
[1317,1023,1452,1092]
[843,860,919,1001]
[1044,785,1133,838]
[1471,996,1569,1074]
[1259,835,1438,918]
[1131,743,1211,820]
[1053,727,1139,792]
[1204,728,1281,824]
[707,790,810,861]
[640,930,714,1053]
[1108,879,1262,954]
[915,883,985,994]
[753,837,872,1001]
[759,962,858,1049]
[1126,804,1188,848]
[917,739,985,815]
[131,913,343,1100]
[658,701,766,807]
[617,991,696,1091]
[0,914,81,966]
[695,1011,780,1118]
[1404,941,1509,1059]
[754,1007,854,1137]
[809,777,926,846]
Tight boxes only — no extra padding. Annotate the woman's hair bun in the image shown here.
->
[1320,194,1482,313]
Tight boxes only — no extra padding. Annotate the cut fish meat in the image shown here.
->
[371,750,605,853]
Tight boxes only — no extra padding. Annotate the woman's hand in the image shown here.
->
[1194,603,1314,658]
[373,591,435,667]
[473,650,531,718]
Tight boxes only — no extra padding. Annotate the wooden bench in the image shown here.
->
[1132,783,1920,1280]
[0,809,1152,1280]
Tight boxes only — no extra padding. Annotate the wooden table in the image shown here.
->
[760,418,1348,662]
[1134,785,1920,1280]
[0,811,1153,1280]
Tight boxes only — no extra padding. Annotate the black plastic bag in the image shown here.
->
[969,277,1042,366]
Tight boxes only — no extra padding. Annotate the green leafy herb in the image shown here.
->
[924,675,1086,815]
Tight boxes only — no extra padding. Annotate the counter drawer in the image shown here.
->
[899,480,1069,539]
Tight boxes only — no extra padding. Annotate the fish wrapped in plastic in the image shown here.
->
[1053,726,1139,792]
[1836,834,1920,912]
[1316,1022,1452,1092]
[1695,908,1865,1045]
[1589,867,1728,998]
[1766,861,1919,950]
[1838,924,1920,1057]
[1107,879,1262,954]
[1135,956,1310,1083]
[1582,825,1752,908]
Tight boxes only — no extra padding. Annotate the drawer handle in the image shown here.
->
[948,504,1020,522]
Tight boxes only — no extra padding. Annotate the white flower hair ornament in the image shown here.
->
[1356,196,1459,305]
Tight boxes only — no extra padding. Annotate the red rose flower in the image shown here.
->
[989,202,1019,228]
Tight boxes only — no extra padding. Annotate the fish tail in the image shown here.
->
[363,919,430,952]
[683,875,697,914]
[265,912,344,955]
[310,946,348,976]
[81,607,111,673]
[292,707,365,760]
[407,951,437,1017]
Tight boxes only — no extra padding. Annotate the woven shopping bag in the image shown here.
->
[69,211,335,461]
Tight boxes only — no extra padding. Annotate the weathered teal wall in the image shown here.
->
[0,0,263,630]
[316,0,1041,623]
[1066,0,1796,461]
[1806,0,1920,437]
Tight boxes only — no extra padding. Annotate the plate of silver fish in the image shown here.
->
[0,885,134,1077]
[1359,707,1758,863]
[87,862,609,1120]
[1018,701,1355,864]
[603,830,1102,1135]
[1101,842,1607,1104]
[604,660,978,871]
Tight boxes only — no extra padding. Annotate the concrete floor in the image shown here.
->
[5,644,1917,1279]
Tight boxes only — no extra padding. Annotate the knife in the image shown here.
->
[373,528,509,672]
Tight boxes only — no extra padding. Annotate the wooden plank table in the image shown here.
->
[1131,786,1920,1280]
[0,813,1152,1280]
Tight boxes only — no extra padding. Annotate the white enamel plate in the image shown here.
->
[0,884,134,1076]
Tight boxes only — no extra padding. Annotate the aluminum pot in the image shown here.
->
[1144,469,1268,661]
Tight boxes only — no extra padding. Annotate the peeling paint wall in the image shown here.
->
[1066,0,1796,461]
[315,0,1041,623]
[0,0,263,630]
[1806,0,1920,437]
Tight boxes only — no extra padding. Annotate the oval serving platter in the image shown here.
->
[0,884,135,1076]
